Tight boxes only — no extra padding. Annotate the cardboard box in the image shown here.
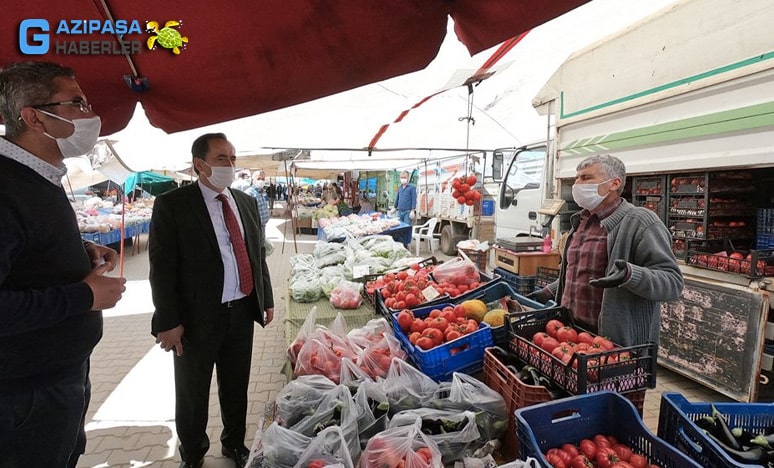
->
[494,247,560,276]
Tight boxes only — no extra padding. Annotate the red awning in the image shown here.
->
[2,0,589,135]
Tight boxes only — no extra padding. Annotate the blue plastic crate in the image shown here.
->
[658,392,774,468]
[392,303,493,382]
[516,391,701,468]
[493,267,536,295]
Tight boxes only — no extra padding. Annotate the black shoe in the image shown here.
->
[179,460,203,468]
[221,445,249,468]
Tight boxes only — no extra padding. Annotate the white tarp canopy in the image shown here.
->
[91,0,677,172]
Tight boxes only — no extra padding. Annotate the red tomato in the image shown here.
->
[429,317,449,332]
[464,319,478,334]
[533,332,550,347]
[561,444,579,459]
[628,454,647,468]
[445,329,462,341]
[596,447,621,468]
[467,174,477,186]
[592,335,615,350]
[540,337,560,353]
[429,309,441,318]
[577,331,595,344]
[440,309,456,324]
[570,454,594,468]
[545,450,567,468]
[397,310,414,332]
[408,332,421,345]
[405,293,419,307]
[546,319,565,338]
[410,319,427,333]
[422,327,443,346]
[593,434,613,448]
[556,326,578,343]
[415,447,432,464]
[307,459,326,468]
[612,444,633,462]
[579,439,597,460]
[610,463,635,468]
[415,336,435,350]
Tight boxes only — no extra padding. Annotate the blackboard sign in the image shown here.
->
[659,278,766,402]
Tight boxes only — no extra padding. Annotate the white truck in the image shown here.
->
[414,149,545,255]
[532,0,774,401]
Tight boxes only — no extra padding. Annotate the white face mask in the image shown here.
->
[400,178,408,185]
[572,178,613,211]
[201,161,235,190]
[254,180,265,190]
[39,110,101,157]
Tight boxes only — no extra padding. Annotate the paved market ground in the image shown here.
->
[79,205,730,467]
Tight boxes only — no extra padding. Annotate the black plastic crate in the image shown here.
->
[493,267,536,296]
[507,307,656,395]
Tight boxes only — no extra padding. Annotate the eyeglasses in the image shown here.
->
[31,98,93,113]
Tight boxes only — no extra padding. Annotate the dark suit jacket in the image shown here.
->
[148,183,274,343]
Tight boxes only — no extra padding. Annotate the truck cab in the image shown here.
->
[493,143,547,240]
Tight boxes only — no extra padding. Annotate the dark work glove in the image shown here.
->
[589,259,630,288]
[525,288,553,304]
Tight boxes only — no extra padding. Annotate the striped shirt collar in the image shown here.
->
[0,137,67,186]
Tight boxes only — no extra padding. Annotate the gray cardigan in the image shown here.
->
[548,200,683,346]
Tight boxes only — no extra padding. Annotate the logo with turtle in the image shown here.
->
[146,20,188,54]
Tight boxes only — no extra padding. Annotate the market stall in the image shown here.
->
[316,214,411,245]
[74,197,153,252]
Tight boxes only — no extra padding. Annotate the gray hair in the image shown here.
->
[0,62,76,139]
[577,154,626,195]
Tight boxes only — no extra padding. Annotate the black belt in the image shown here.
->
[223,296,249,308]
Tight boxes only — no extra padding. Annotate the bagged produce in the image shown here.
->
[275,374,338,427]
[430,373,508,442]
[389,409,481,464]
[319,265,347,297]
[339,357,373,394]
[359,418,443,468]
[290,270,323,303]
[353,381,390,449]
[261,421,312,468]
[291,253,318,275]
[294,425,355,468]
[294,335,358,384]
[382,358,439,414]
[314,241,348,267]
[288,306,319,366]
[356,334,405,380]
[330,280,364,309]
[290,385,361,463]
[431,257,479,286]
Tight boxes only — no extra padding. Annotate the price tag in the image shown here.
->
[405,268,416,277]
[352,265,370,279]
[422,285,440,301]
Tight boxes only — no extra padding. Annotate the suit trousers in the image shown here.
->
[173,298,254,462]
[0,360,90,468]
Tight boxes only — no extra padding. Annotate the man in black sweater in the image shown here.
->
[0,62,126,467]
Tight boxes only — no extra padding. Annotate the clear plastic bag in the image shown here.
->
[431,256,480,286]
[388,409,481,465]
[293,425,355,468]
[261,421,312,468]
[353,381,390,450]
[275,374,338,427]
[330,280,364,309]
[359,418,443,468]
[339,357,373,394]
[357,334,406,380]
[294,335,358,384]
[314,241,348,268]
[430,373,508,442]
[290,270,323,303]
[290,385,361,464]
[288,306,319,366]
[382,358,439,414]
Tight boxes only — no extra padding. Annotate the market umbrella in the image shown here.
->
[1,0,590,136]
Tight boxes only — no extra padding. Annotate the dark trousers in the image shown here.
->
[174,299,255,462]
[0,360,91,468]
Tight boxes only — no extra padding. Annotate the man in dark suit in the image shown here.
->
[148,133,274,468]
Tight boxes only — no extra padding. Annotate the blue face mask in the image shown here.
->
[572,178,612,210]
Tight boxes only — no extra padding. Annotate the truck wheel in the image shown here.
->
[440,224,466,256]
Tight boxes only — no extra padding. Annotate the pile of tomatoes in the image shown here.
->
[543,434,661,468]
[367,264,484,311]
[396,305,479,351]
[451,174,481,206]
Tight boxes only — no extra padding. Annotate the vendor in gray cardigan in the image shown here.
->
[530,154,683,347]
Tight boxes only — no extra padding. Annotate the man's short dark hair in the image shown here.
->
[0,62,75,139]
[191,132,227,174]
